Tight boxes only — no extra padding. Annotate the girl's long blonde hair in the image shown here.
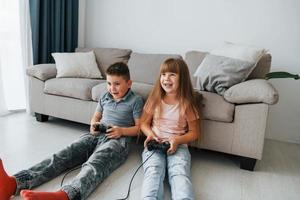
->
[142,58,202,122]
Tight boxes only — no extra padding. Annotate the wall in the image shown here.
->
[80,0,300,143]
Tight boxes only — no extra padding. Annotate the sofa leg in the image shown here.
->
[35,113,49,122]
[240,156,256,171]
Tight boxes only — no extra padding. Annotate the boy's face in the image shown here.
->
[106,75,132,100]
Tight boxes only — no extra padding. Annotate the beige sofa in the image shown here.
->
[26,47,278,171]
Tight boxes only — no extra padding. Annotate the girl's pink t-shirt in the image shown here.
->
[151,101,197,139]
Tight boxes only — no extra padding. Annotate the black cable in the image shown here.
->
[60,133,156,199]
[61,133,93,187]
[60,165,82,187]
[116,150,156,200]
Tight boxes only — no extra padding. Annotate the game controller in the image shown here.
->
[94,123,112,133]
[147,140,170,153]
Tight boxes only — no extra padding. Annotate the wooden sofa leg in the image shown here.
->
[240,156,257,171]
[35,113,49,122]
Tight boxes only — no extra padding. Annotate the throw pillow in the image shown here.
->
[224,79,279,105]
[193,42,266,95]
[52,51,102,78]
[211,41,267,64]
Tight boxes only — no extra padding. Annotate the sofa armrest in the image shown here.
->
[26,64,57,81]
[223,79,279,105]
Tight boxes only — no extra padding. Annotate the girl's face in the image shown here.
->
[160,72,179,95]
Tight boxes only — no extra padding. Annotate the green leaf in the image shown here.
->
[265,71,299,80]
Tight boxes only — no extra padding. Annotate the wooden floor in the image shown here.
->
[1,112,300,200]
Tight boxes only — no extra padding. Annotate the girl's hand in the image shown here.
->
[144,133,157,148]
[105,126,123,139]
[166,136,180,154]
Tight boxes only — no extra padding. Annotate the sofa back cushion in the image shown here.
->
[185,51,272,88]
[185,51,208,88]
[247,54,272,79]
[128,52,182,84]
[76,47,132,78]
[92,82,153,102]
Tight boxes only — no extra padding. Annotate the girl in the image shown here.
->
[141,58,201,200]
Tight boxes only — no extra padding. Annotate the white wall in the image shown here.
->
[80,0,300,143]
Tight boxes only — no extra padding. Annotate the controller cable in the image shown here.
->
[60,143,156,200]
[60,133,96,187]
[116,150,155,200]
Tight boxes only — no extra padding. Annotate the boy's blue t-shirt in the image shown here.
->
[96,89,144,127]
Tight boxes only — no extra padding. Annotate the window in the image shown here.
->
[0,0,26,110]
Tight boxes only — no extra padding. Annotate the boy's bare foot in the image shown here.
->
[0,159,16,200]
[20,190,69,200]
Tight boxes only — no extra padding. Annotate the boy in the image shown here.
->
[0,62,144,200]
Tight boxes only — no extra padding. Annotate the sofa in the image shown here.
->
[26,47,279,171]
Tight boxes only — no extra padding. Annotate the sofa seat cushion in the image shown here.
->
[92,82,154,102]
[128,52,182,84]
[199,91,235,122]
[44,78,105,100]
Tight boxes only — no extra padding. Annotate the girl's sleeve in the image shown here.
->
[186,106,200,121]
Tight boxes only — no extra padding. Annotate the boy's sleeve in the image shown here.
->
[133,96,144,119]
[95,96,104,113]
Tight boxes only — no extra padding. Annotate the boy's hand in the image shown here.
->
[105,126,123,139]
[166,136,180,155]
[90,122,100,135]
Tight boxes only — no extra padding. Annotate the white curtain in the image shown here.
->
[0,58,9,116]
[19,0,33,114]
[0,0,32,116]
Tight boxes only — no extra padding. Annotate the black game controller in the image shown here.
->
[94,123,112,133]
[147,140,170,153]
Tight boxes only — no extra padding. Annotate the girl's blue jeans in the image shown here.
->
[13,133,130,200]
[141,145,195,200]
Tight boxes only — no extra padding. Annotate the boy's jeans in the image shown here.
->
[141,145,194,200]
[13,133,130,200]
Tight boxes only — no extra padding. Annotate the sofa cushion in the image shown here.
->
[211,42,267,64]
[185,51,208,88]
[52,51,102,79]
[91,83,107,101]
[26,64,57,81]
[224,79,279,105]
[131,82,154,101]
[44,78,105,100]
[128,52,182,84]
[76,47,132,78]
[91,82,153,102]
[247,54,272,79]
[185,50,271,87]
[193,54,256,95]
[199,90,235,122]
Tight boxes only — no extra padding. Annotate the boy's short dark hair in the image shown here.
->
[106,62,130,81]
